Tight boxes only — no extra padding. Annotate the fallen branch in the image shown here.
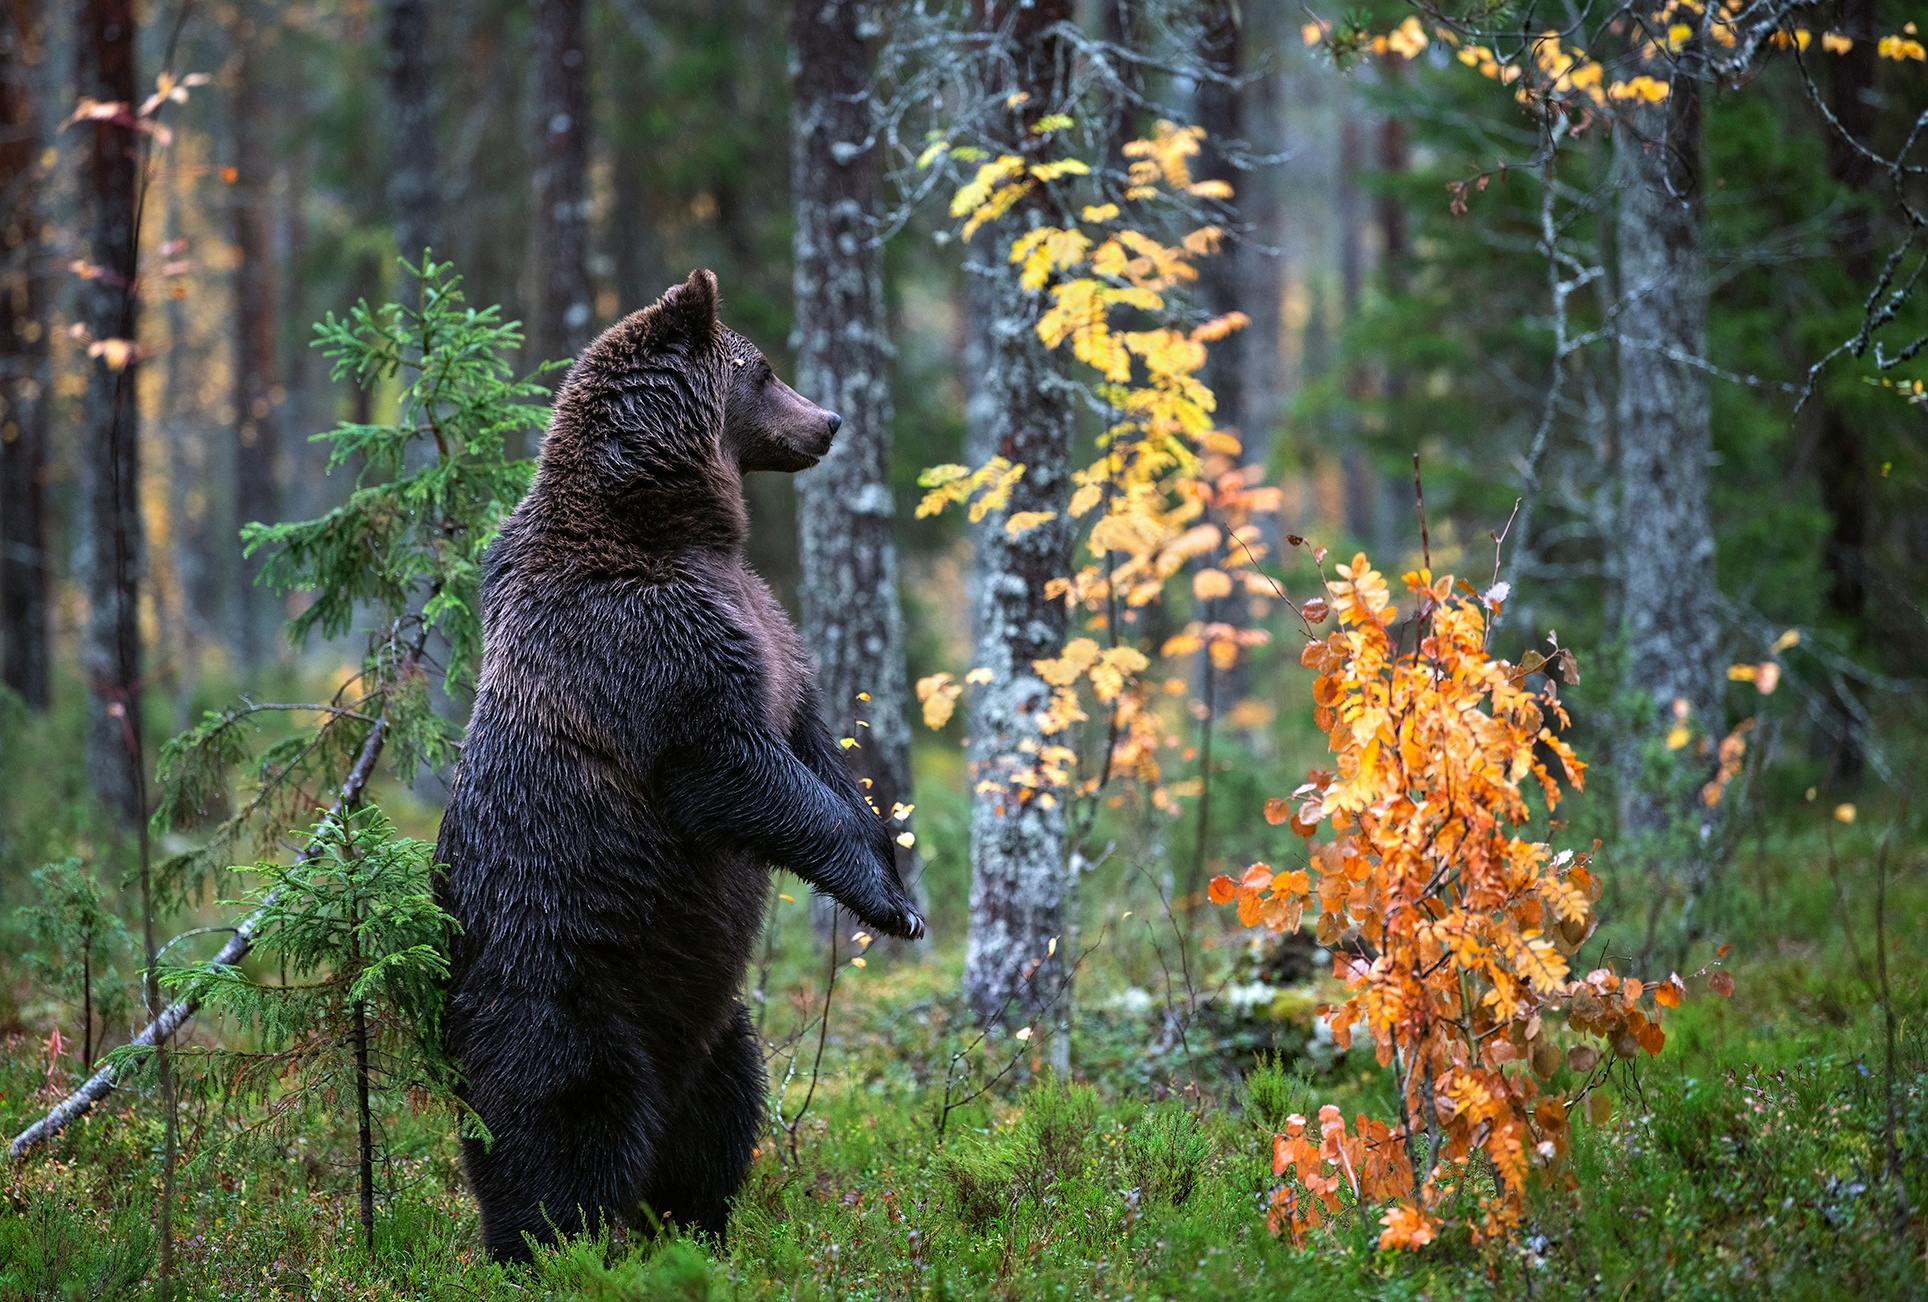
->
[9,713,393,1160]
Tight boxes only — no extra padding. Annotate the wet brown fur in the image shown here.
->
[436,269,922,1261]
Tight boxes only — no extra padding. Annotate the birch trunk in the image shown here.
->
[0,0,49,711]
[231,2,280,667]
[528,0,591,378]
[962,0,1076,1041]
[790,0,915,935]
[75,0,145,828]
[1613,46,1723,844]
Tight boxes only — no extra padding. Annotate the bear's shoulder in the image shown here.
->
[478,533,804,735]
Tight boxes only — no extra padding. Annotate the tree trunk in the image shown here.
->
[384,0,439,271]
[1613,40,1723,845]
[1377,64,1408,303]
[608,8,664,316]
[1814,0,1879,782]
[0,0,49,711]
[962,0,1077,1041]
[790,0,916,936]
[1193,0,1241,434]
[231,1,280,667]
[353,997,375,1249]
[1337,110,1379,547]
[1098,0,1144,179]
[160,178,214,729]
[1238,0,1286,467]
[75,0,145,829]
[528,0,591,380]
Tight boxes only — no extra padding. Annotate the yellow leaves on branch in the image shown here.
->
[919,120,1279,809]
[1608,75,1672,103]
[949,154,1092,240]
[1212,554,1703,1249]
[1877,28,1925,61]
[915,458,1025,523]
[915,673,962,730]
[1373,16,1431,61]
[1458,44,1524,84]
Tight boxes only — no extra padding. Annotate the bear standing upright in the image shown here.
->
[436,269,924,1261]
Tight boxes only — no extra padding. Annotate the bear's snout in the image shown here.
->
[825,411,842,435]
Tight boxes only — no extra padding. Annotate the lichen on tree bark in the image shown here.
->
[1612,41,1724,857]
[957,0,1078,1044]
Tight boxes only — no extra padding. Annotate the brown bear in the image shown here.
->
[435,268,923,1261]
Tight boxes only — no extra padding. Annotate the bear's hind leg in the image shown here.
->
[637,1005,764,1241]
[458,1013,659,1262]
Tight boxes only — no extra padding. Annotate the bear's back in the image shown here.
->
[438,516,776,1021]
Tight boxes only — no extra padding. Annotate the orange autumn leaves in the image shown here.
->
[1212,553,1691,1249]
[1268,1105,1415,1242]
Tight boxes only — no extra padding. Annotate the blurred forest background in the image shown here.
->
[1,0,1926,1295]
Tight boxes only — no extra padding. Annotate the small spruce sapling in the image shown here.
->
[12,259,544,1159]
[160,805,461,1250]
[150,255,547,881]
[15,858,135,1072]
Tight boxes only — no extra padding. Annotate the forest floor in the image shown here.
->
[2,806,1924,1300]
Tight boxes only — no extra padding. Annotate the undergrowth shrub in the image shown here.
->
[1123,1102,1210,1204]
[1013,1074,1097,1198]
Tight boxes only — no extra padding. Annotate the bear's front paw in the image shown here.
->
[874,901,926,941]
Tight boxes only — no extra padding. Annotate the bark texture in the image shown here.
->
[231,2,280,666]
[1337,110,1379,546]
[790,0,915,917]
[528,0,591,372]
[0,0,48,710]
[1238,0,1286,463]
[1813,0,1879,778]
[962,0,1077,1034]
[75,0,145,827]
[384,0,439,267]
[1192,0,1242,433]
[1098,0,1144,178]
[1612,49,1723,839]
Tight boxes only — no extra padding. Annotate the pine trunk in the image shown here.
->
[790,0,915,930]
[0,0,48,711]
[1193,0,1241,435]
[962,0,1077,1039]
[1337,110,1379,547]
[384,0,439,269]
[231,2,280,667]
[528,0,591,380]
[1238,0,1286,466]
[1814,0,1879,781]
[1613,47,1723,845]
[75,0,145,829]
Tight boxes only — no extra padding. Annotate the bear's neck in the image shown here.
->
[524,466,750,556]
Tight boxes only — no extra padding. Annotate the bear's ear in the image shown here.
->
[656,268,719,341]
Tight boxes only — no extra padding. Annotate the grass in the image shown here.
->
[3,819,1924,1301]
[3,669,1924,1299]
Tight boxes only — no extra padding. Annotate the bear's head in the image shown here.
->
[532,269,839,544]
[721,327,841,473]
